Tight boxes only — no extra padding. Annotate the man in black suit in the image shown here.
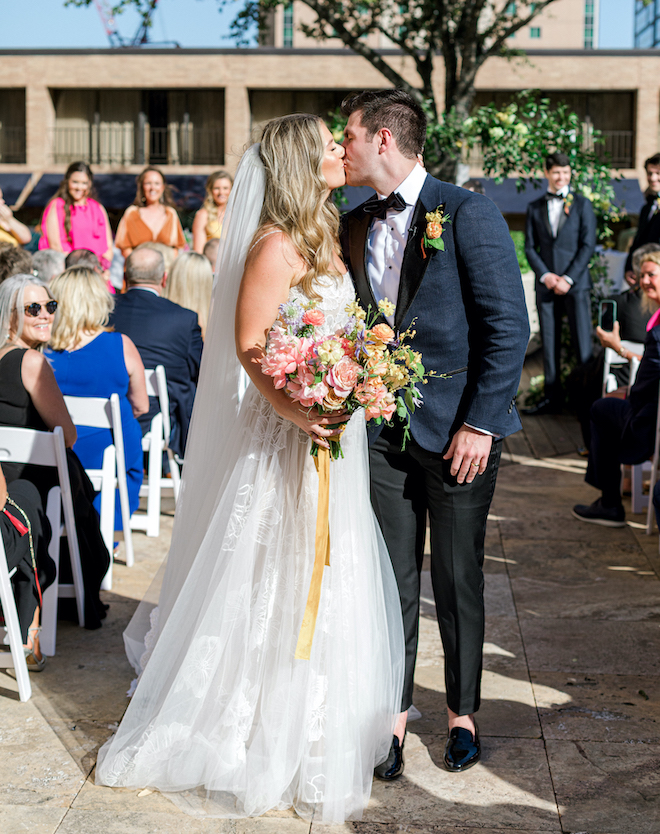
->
[110,248,203,459]
[341,90,529,777]
[624,153,660,285]
[524,152,597,415]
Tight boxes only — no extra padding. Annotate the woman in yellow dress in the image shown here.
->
[192,170,233,253]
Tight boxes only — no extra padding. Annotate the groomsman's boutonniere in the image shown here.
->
[422,205,451,258]
[563,192,574,216]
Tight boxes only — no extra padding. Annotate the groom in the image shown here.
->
[340,90,529,776]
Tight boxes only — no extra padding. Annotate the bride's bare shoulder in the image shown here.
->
[245,225,305,276]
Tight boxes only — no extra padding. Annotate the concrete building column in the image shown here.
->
[634,83,659,182]
[26,84,54,171]
[224,85,252,173]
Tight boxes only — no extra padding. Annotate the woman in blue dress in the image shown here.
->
[46,266,148,530]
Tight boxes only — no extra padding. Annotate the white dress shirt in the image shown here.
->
[366,163,428,326]
[541,186,573,287]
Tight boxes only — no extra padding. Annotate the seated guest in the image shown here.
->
[573,251,660,526]
[46,267,148,531]
[32,249,66,284]
[133,240,176,276]
[0,274,110,628]
[64,248,115,294]
[114,167,185,260]
[163,251,213,339]
[625,154,660,285]
[39,162,114,272]
[0,463,55,669]
[203,237,220,270]
[0,187,32,248]
[0,247,33,285]
[110,248,203,459]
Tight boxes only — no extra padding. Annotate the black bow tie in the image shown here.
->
[546,191,565,201]
[362,191,407,219]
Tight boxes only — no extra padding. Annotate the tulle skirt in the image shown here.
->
[95,387,405,824]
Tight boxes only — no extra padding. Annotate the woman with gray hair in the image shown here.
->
[0,273,111,630]
[32,249,66,284]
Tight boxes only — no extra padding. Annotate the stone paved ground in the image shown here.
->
[1,449,659,834]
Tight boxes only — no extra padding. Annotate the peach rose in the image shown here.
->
[426,222,443,240]
[322,389,347,411]
[302,308,325,326]
[371,323,395,344]
[326,355,361,398]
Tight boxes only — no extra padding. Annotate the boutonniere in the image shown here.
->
[563,192,574,215]
[422,204,452,258]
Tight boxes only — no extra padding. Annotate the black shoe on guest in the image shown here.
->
[571,498,625,528]
[374,734,405,780]
[522,398,560,416]
[444,724,480,772]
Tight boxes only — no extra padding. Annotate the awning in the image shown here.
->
[0,173,32,206]
[23,173,208,211]
[475,177,645,215]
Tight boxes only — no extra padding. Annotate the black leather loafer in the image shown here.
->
[444,725,480,772]
[374,734,405,780]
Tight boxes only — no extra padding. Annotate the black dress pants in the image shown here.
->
[537,289,593,405]
[586,397,656,506]
[0,479,56,642]
[369,425,501,716]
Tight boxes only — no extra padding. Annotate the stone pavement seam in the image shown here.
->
[494,501,565,833]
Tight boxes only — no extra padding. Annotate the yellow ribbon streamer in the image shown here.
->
[295,446,331,660]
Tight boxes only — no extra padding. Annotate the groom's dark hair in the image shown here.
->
[340,89,427,159]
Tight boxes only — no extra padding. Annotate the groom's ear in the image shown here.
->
[377,128,395,155]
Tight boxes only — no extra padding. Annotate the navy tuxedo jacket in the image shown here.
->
[625,198,660,273]
[524,191,596,295]
[340,176,530,454]
[628,324,660,426]
[109,288,203,458]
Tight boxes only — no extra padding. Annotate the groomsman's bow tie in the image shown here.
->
[362,191,407,219]
[545,191,565,201]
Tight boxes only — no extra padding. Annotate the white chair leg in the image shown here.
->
[40,488,62,657]
[167,449,181,502]
[145,431,163,538]
[99,446,117,591]
[631,464,647,514]
[0,559,32,702]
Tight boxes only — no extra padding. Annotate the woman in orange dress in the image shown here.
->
[115,167,185,260]
[191,170,232,253]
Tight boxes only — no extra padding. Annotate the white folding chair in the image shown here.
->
[0,532,31,701]
[602,341,644,396]
[131,365,180,538]
[0,426,85,656]
[63,394,135,588]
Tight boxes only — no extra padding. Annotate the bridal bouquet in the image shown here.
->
[261,296,426,460]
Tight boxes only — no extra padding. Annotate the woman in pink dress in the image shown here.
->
[39,162,114,282]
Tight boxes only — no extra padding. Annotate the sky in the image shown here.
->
[0,0,640,49]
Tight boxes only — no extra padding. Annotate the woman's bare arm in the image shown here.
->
[121,335,149,417]
[44,203,64,252]
[192,208,208,253]
[235,232,346,448]
[21,350,77,447]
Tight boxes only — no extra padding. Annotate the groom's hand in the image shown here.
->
[443,426,493,484]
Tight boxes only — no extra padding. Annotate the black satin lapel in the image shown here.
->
[394,200,433,331]
[556,201,570,236]
[348,213,379,314]
[541,200,553,238]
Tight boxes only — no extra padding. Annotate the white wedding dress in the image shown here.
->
[95,148,405,822]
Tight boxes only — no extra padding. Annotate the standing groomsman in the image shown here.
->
[524,152,597,415]
[624,153,660,286]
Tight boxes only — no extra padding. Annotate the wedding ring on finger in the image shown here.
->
[471,462,480,469]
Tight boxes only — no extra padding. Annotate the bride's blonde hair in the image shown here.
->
[256,114,342,299]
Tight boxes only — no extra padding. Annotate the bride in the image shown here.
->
[95,114,405,824]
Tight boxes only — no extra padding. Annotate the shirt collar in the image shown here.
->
[127,285,160,296]
[378,163,428,206]
[548,185,570,198]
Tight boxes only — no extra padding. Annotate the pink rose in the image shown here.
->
[326,355,361,398]
[302,308,325,326]
[261,328,312,389]
[288,374,328,408]
[364,388,396,421]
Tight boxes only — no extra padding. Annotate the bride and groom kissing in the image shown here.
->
[95,89,529,823]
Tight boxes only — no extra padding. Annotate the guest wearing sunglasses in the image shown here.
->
[0,274,111,631]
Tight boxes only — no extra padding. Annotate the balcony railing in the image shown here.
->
[51,124,224,166]
[466,129,635,171]
[0,127,27,163]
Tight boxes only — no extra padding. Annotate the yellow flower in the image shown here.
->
[318,338,344,366]
[377,298,396,318]
[345,301,367,321]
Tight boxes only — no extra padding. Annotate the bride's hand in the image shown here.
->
[276,396,348,449]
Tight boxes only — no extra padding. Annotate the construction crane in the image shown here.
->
[93,0,179,48]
